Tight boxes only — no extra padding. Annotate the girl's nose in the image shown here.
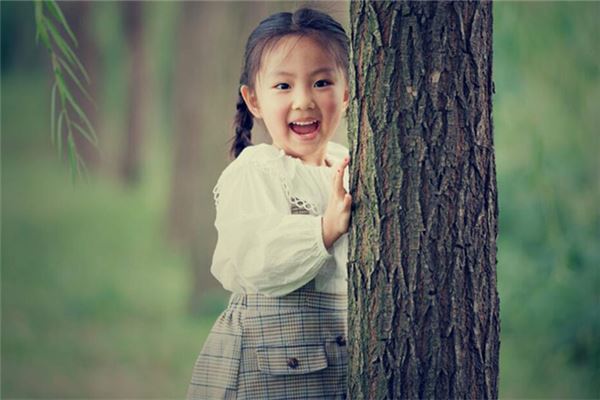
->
[292,88,315,110]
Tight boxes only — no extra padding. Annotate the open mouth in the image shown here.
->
[289,120,320,135]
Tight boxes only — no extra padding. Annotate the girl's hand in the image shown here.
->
[322,156,352,250]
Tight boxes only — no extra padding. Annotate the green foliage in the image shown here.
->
[34,0,98,183]
[1,73,227,397]
[493,1,599,397]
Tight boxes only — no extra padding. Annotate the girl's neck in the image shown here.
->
[273,144,331,167]
[301,157,330,167]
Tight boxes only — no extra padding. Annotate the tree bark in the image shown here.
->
[167,0,203,249]
[347,2,500,399]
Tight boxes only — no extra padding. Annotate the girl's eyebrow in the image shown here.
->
[269,67,336,78]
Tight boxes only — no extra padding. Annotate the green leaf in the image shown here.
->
[71,121,98,148]
[55,68,68,100]
[45,0,78,46]
[42,17,91,84]
[38,26,52,52]
[57,56,94,105]
[35,0,98,182]
[67,133,79,183]
[56,69,98,148]
[76,151,90,184]
[50,82,57,145]
[62,85,98,145]
[42,17,77,66]
[67,46,90,84]
[34,1,43,45]
[57,110,64,159]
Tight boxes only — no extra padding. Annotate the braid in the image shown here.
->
[230,91,254,159]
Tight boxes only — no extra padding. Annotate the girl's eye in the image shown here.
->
[315,80,332,88]
[274,83,290,90]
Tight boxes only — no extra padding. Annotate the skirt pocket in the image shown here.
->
[237,302,348,398]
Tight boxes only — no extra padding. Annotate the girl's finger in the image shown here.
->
[336,156,348,172]
[337,157,349,196]
[332,157,349,198]
[335,174,343,198]
[343,193,351,206]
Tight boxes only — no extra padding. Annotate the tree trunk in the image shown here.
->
[168,2,260,313]
[347,2,500,399]
[120,1,148,184]
[167,0,199,250]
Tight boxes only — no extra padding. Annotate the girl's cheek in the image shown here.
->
[322,96,342,114]
[273,98,290,113]
[324,90,345,107]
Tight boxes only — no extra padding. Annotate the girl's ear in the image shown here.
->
[342,85,350,112]
[240,85,262,119]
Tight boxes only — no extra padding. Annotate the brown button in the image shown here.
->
[287,357,299,368]
[336,335,347,346]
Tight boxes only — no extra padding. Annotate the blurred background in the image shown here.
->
[1,1,597,398]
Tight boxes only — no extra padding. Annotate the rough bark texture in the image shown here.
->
[347,2,500,399]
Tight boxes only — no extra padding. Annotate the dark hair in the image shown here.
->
[229,7,350,159]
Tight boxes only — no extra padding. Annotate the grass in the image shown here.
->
[2,151,224,398]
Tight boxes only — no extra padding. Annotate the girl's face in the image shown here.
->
[241,35,349,166]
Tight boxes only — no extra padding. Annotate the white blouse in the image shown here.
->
[210,141,350,297]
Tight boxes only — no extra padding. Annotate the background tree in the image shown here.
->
[347,2,500,398]
[120,1,149,184]
[166,1,268,312]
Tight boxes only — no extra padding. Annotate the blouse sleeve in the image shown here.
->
[210,161,333,297]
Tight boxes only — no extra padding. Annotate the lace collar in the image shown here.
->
[234,141,350,215]
[271,143,343,169]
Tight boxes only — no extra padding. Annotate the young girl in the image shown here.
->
[187,8,352,399]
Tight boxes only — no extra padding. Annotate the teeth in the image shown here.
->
[291,120,318,126]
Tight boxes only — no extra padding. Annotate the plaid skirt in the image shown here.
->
[186,280,348,399]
